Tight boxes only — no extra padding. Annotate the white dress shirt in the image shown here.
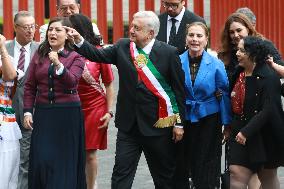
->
[13,40,32,73]
[166,6,185,43]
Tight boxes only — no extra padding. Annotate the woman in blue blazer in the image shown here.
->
[180,22,232,188]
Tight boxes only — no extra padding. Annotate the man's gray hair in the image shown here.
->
[236,7,256,25]
[57,0,80,6]
[14,11,33,24]
[133,11,160,37]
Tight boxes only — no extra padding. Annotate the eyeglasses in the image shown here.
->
[162,2,181,10]
[16,24,38,31]
[57,4,78,12]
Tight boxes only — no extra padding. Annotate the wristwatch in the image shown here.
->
[108,110,114,118]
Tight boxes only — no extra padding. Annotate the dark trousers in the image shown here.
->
[17,125,32,189]
[173,126,192,189]
[187,113,222,189]
[111,129,176,189]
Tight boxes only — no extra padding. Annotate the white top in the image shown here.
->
[13,39,32,73]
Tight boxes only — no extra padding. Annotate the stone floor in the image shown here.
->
[97,67,284,189]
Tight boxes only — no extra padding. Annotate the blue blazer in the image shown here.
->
[180,50,232,125]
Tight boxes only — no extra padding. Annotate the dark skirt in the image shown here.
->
[227,117,264,172]
[28,105,86,189]
[228,115,284,171]
[186,113,222,188]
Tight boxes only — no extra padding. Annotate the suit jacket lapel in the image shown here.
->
[149,40,161,64]
[6,40,15,57]
[159,14,168,43]
[193,51,211,93]
[30,41,38,59]
[176,11,187,39]
[20,41,38,86]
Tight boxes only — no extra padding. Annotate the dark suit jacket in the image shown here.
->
[5,40,39,127]
[156,9,205,54]
[76,39,185,136]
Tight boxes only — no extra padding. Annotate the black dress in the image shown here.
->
[228,64,284,171]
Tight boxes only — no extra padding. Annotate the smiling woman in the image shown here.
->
[179,22,231,188]
[23,17,87,189]
[228,36,284,189]
[218,13,263,90]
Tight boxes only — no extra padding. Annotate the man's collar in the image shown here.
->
[14,38,31,51]
[141,39,155,55]
[167,6,185,22]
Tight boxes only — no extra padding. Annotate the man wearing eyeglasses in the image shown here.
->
[5,10,39,189]
[157,0,205,55]
[39,0,101,43]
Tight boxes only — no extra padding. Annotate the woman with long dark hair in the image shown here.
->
[69,14,115,189]
[23,17,86,189]
[218,13,263,90]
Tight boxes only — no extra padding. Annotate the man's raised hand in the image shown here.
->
[62,26,83,44]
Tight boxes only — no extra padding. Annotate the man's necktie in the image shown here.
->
[168,18,177,45]
[18,47,26,71]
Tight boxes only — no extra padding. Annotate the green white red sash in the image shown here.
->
[130,42,181,128]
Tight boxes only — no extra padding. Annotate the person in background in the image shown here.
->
[228,36,284,189]
[266,49,284,110]
[157,0,205,54]
[69,13,115,189]
[23,17,86,189]
[267,56,284,77]
[218,13,263,91]
[0,34,22,189]
[180,22,231,188]
[39,0,101,44]
[5,11,39,189]
[66,10,186,189]
[236,7,256,28]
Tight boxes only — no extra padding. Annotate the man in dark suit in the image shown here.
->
[66,11,185,189]
[5,11,39,189]
[157,0,205,54]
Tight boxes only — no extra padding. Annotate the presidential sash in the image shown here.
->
[130,42,181,128]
